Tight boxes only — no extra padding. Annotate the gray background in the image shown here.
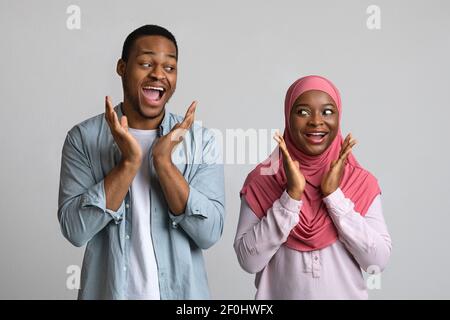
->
[1,0,449,299]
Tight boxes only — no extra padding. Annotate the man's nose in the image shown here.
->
[149,66,165,80]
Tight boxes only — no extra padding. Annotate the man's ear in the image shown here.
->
[117,59,126,77]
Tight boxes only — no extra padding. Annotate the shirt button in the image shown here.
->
[314,256,318,261]
[125,235,130,240]
[125,203,130,209]
[123,266,127,272]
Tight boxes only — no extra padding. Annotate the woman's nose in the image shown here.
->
[308,113,324,126]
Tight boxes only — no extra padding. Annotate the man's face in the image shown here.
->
[117,35,177,119]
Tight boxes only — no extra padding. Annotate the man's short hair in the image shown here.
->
[121,24,178,61]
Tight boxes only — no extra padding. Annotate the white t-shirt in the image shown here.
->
[126,128,160,300]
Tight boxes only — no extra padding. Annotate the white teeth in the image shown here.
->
[307,133,326,136]
[143,86,164,91]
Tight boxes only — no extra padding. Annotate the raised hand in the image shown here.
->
[152,100,197,168]
[274,131,306,201]
[321,133,357,197]
[104,96,142,167]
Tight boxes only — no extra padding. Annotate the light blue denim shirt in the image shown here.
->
[58,103,225,299]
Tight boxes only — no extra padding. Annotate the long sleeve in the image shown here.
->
[234,191,300,274]
[323,188,392,272]
[168,128,225,250]
[57,129,125,247]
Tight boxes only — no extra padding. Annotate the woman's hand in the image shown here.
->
[321,133,357,197]
[274,131,305,200]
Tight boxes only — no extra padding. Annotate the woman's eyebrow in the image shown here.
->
[294,103,310,108]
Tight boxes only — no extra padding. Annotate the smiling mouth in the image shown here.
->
[303,132,328,145]
[142,86,166,103]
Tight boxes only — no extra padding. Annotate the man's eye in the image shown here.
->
[141,63,152,68]
[164,66,175,72]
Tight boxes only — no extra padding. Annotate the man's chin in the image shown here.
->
[136,102,165,119]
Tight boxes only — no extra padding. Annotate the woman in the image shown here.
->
[234,75,392,299]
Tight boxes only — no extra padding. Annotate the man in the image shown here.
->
[58,25,225,299]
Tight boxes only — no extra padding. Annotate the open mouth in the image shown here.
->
[142,86,166,104]
[303,132,328,144]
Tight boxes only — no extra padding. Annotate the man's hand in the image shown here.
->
[321,133,357,197]
[152,101,197,169]
[103,96,143,211]
[274,131,306,201]
[105,96,142,168]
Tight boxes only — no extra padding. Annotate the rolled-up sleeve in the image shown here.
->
[58,128,125,247]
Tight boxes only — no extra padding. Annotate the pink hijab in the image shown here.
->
[240,75,381,252]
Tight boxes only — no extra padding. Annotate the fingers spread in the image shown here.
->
[186,100,197,116]
[340,134,351,157]
[273,131,292,161]
[105,96,113,124]
[273,131,282,143]
[273,131,285,150]
[339,138,357,163]
[105,96,121,131]
[180,101,197,129]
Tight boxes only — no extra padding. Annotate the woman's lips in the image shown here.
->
[303,132,328,145]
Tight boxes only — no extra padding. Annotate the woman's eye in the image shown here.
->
[323,109,333,115]
[298,109,309,116]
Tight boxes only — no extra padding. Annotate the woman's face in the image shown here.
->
[289,90,339,156]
